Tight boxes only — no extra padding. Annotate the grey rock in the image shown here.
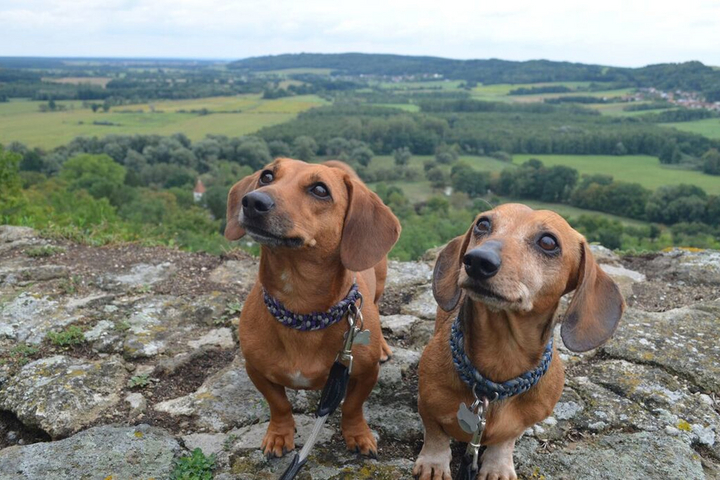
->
[589,244,621,265]
[649,248,720,285]
[366,403,423,443]
[0,293,79,344]
[0,355,127,438]
[99,262,177,291]
[603,301,720,392]
[0,225,36,244]
[187,327,235,349]
[515,431,705,480]
[600,264,645,298]
[401,286,436,320]
[122,294,228,358]
[154,355,268,432]
[83,319,114,341]
[0,424,181,480]
[409,320,435,349]
[0,265,69,285]
[208,259,258,287]
[380,314,419,337]
[584,359,719,456]
[385,260,433,291]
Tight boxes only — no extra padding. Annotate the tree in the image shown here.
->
[268,140,291,159]
[426,167,449,189]
[435,144,459,165]
[393,147,412,166]
[451,163,488,198]
[236,137,271,170]
[351,146,373,167]
[645,184,708,224]
[292,136,318,161]
[60,154,127,204]
[0,144,23,215]
[48,99,57,111]
[701,148,720,175]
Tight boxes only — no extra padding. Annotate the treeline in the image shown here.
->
[256,103,720,161]
[231,53,720,100]
[495,159,720,227]
[231,53,610,84]
[509,85,572,95]
[0,64,266,102]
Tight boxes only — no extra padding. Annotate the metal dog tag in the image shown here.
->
[353,329,371,346]
[457,402,480,434]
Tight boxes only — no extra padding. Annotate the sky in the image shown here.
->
[1,0,720,67]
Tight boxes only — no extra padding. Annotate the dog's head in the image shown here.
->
[225,158,401,271]
[433,203,624,352]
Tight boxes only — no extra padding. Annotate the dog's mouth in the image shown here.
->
[463,281,514,304]
[243,224,303,248]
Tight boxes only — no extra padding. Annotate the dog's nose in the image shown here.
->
[464,245,502,279]
[242,191,275,218]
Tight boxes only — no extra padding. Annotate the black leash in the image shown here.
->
[279,293,368,480]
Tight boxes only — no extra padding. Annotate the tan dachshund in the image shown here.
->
[225,158,400,457]
[414,204,624,480]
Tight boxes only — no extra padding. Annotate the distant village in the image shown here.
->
[625,87,720,111]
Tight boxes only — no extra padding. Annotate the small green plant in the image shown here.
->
[58,275,81,295]
[25,245,65,258]
[10,344,39,366]
[135,284,152,294]
[127,374,150,389]
[115,320,131,332]
[47,325,85,347]
[222,433,238,452]
[171,448,216,480]
[215,301,243,325]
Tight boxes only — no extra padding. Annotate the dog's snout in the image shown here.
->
[242,191,275,218]
[464,244,502,280]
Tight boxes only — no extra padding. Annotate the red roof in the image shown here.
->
[194,179,206,194]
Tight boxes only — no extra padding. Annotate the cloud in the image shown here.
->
[0,0,718,66]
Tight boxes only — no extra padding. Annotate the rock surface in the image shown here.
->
[0,424,181,480]
[0,226,718,479]
[0,355,127,438]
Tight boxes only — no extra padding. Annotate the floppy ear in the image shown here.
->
[340,177,401,272]
[561,241,625,352]
[432,230,471,312]
[224,172,260,240]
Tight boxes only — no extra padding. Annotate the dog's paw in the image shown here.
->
[412,455,451,480]
[477,458,517,480]
[343,424,378,457]
[261,423,295,458]
[380,336,393,363]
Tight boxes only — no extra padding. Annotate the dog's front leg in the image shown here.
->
[413,416,452,480]
[245,362,296,457]
[340,365,380,456]
[478,438,517,480]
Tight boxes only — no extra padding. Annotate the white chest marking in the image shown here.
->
[288,370,312,388]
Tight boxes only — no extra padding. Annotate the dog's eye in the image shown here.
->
[475,217,491,234]
[309,183,330,199]
[259,170,274,185]
[538,234,559,252]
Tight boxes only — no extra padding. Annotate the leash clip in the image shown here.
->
[457,394,490,479]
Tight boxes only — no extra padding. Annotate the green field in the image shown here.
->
[0,94,328,149]
[370,154,510,175]
[661,118,720,140]
[512,154,720,195]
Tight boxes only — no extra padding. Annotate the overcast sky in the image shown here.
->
[2,0,719,67]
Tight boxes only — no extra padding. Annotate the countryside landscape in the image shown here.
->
[1,51,720,479]
[1,54,720,259]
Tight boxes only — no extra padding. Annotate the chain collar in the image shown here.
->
[450,314,554,401]
[263,283,361,331]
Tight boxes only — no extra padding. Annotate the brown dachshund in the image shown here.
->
[413,204,624,480]
[225,158,400,457]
